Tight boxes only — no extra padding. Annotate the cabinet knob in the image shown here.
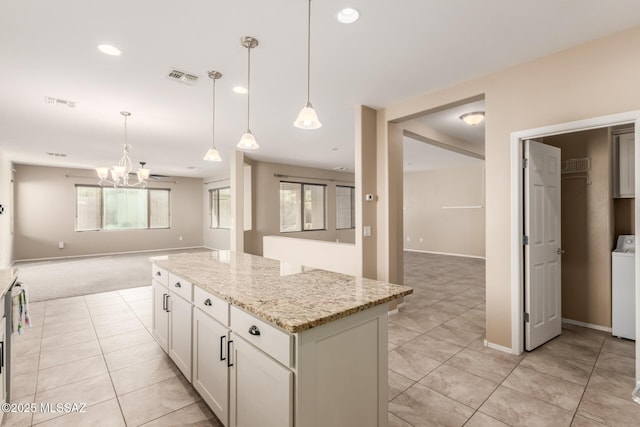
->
[155,271,162,277]
[174,282,182,288]
[204,298,212,306]
[248,325,261,336]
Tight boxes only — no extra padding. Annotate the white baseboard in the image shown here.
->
[404,248,485,260]
[203,246,227,251]
[14,246,206,264]
[485,339,520,355]
[562,317,612,333]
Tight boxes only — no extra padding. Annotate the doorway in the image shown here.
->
[510,112,640,368]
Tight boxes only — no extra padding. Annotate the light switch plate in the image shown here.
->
[363,226,371,237]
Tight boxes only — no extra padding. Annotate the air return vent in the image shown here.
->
[166,68,200,86]
[45,97,76,108]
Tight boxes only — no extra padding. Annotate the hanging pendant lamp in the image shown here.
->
[204,70,223,161]
[237,36,260,150]
[294,0,321,129]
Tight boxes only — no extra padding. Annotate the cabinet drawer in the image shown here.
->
[230,306,292,367]
[168,273,193,302]
[194,286,229,326]
[152,265,169,287]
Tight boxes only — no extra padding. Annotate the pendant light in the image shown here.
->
[294,0,322,129]
[204,70,223,161]
[96,111,150,187]
[237,36,260,150]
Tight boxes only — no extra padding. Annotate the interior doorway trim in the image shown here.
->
[509,111,640,355]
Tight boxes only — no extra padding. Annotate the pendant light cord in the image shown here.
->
[123,114,128,147]
[306,0,311,104]
[211,77,216,148]
[247,44,251,131]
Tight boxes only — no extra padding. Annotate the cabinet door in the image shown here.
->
[229,335,292,427]
[168,292,192,381]
[619,133,635,198]
[152,281,169,352]
[193,309,229,426]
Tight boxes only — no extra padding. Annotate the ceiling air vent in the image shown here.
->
[166,68,200,86]
[45,97,76,108]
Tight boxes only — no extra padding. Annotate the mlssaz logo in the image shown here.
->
[0,205,4,214]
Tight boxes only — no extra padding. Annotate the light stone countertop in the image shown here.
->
[152,251,413,333]
[0,267,18,296]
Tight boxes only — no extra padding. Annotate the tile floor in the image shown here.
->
[3,251,639,426]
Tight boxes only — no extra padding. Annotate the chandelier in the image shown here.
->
[96,111,150,187]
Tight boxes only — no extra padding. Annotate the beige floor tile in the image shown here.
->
[586,367,637,401]
[389,347,441,381]
[502,365,584,412]
[571,414,607,426]
[38,339,101,369]
[87,303,133,318]
[125,299,153,311]
[104,340,165,372]
[98,328,154,354]
[464,412,510,427]
[428,301,470,316]
[11,352,39,376]
[12,340,42,358]
[84,291,125,307]
[389,370,415,401]
[601,337,635,358]
[140,401,222,426]
[538,338,600,366]
[95,317,145,339]
[443,315,485,335]
[36,354,108,393]
[111,355,180,396]
[33,373,116,424]
[3,394,34,427]
[390,313,440,333]
[403,307,457,325]
[594,351,635,377]
[389,383,474,427]
[11,370,38,399]
[419,364,498,409]
[91,310,139,327]
[388,324,424,346]
[426,324,481,347]
[479,386,573,426]
[519,350,592,385]
[577,387,640,425]
[118,376,201,426]
[43,310,91,327]
[388,412,413,427]
[446,348,519,383]
[33,398,125,427]
[42,319,94,339]
[401,334,463,362]
[40,327,97,350]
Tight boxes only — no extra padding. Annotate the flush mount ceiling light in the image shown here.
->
[233,86,248,94]
[460,111,485,126]
[237,36,260,150]
[97,44,122,56]
[96,112,150,187]
[294,0,322,130]
[337,7,360,24]
[204,71,223,162]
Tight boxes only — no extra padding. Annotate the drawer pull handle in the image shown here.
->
[155,271,162,277]
[220,335,226,361]
[162,293,168,311]
[204,299,212,307]
[248,325,261,336]
[174,282,182,288]
[227,340,234,367]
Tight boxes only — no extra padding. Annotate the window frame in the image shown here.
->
[335,185,356,230]
[209,186,231,229]
[279,181,327,233]
[75,185,171,231]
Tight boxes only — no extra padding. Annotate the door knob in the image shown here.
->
[557,248,566,255]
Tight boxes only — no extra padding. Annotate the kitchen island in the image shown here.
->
[151,250,412,427]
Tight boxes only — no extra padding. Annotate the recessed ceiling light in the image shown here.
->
[233,86,248,94]
[333,166,347,171]
[337,8,360,24]
[460,111,485,126]
[97,44,122,56]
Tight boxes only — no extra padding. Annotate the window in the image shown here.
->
[279,182,325,232]
[76,186,170,231]
[210,187,231,229]
[336,186,355,229]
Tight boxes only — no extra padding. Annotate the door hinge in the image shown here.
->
[524,313,530,323]
[522,235,529,245]
[522,158,529,168]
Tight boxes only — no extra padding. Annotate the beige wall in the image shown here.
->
[203,176,231,250]
[13,164,203,260]
[404,164,485,258]
[243,160,356,256]
[380,27,640,348]
[0,151,14,268]
[545,129,612,328]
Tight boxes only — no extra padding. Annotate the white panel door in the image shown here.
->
[524,139,562,351]
[168,292,193,381]
[152,281,169,352]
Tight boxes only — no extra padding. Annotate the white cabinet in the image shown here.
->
[229,334,293,427]
[615,132,635,198]
[152,269,193,381]
[193,309,230,425]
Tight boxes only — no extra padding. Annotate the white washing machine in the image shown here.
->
[612,235,635,340]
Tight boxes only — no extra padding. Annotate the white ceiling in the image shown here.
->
[2,1,640,178]
[412,100,486,147]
